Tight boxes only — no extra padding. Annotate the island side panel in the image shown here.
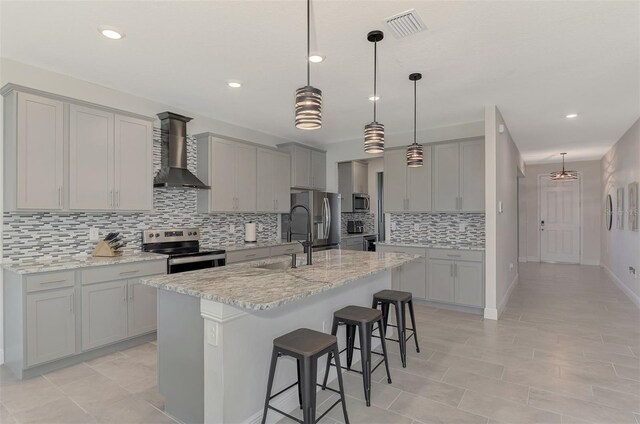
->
[201,270,392,424]
[158,290,205,424]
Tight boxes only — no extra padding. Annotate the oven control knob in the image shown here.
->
[155,233,160,238]
[193,231,197,236]
[149,233,154,238]
[188,232,192,236]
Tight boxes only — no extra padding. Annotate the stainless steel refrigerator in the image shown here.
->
[282,190,341,250]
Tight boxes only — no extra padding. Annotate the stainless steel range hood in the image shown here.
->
[153,112,210,189]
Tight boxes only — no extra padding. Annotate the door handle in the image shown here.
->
[459,196,463,210]
[116,190,120,208]
[450,263,454,277]
[109,190,113,207]
[58,187,62,207]
[454,263,458,278]
[129,284,135,301]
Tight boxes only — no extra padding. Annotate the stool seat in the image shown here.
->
[373,290,412,302]
[274,328,337,357]
[334,305,382,323]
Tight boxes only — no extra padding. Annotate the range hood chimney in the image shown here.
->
[153,112,210,189]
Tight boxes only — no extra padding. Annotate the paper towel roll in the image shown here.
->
[245,222,257,243]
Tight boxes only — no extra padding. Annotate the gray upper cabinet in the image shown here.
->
[383,146,432,212]
[26,288,76,366]
[4,91,64,211]
[433,139,484,212]
[257,148,291,212]
[69,105,114,210]
[278,143,326,190]
[2,86,154,212]
[338,161,368,212]
[196,135,257,213]
[82,280,128,351]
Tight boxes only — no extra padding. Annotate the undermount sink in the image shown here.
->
[256,261,294,271]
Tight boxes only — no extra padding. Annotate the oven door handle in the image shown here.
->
[168,254,226,265]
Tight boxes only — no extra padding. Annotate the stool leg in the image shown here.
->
[407,300,421,353]
[358,323,372,407]
[395,301,407,368]
[371,297,378,309]
[378,317,392,384]
[297,359,303,408]
[261,348,279,424]
[381,302,390,336]
[332,346,350,424]
[322,318,339,389]
[301,357,317,424]
[346,324,356,370]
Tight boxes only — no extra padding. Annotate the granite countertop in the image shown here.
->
[141,249,417,311]
[377,241,485,251]
[2,251,167,275]
[207,240,299,252]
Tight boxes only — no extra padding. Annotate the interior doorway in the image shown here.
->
[539,175,581,263]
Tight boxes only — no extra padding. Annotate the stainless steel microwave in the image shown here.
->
[352,193,370,212]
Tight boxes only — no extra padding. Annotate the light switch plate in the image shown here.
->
[207,322,219,346]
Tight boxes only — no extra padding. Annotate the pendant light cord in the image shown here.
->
[413,79,417,144]
[306,0,310,86]
[373,41,377,122]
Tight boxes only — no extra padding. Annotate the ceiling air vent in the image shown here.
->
[384,9,427,39]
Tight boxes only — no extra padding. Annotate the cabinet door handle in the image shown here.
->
[122,285,127,302]
[58,187,62,207]
[116,190,120,208]
[406,198,410,211]
[450,263,454,277]
[245,253,257,258]
[454,263,458,277]
[447,254,461,258]
[129,284,135,301]
[119,270,139,275]
[41,279,67,285]
[459,196,463,211]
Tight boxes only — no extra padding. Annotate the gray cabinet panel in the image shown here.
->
[128,280,158,337]
[235,143,257,212]
[82,280,128,350]
[311,150,326,190]
[407,146,432,212]
[383,149,407,212]
[460,140,485,212]
[428,259,455,303]
[257,148,291,212]
[114,115,153,211]
[26,288,76,366]
[400,256,427,300]
[210,138,237,212]
[433,143,460,212]
[273,151,291,212]
[454,261,484,307]
[342,237,364,251]
[293,146,312,188]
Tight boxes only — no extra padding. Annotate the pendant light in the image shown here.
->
[550,153,578,181]
[406,73,423,167]
[295,0,322,130]
[364,30,384,153]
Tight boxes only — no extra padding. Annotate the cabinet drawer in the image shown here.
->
[377,245,427,257]
[80,260,166,285]
[226,248,271,264]
[429,249,482,262]
[26,271,75,293]
[270,244,303,256]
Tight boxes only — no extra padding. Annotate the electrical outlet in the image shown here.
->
[89,228,101,241]
[229,224,235,233]
[509,263,514,271]
[207,322,219,346]
[459,223,466,232]
[413,223,420,231]
[630,266,636,276]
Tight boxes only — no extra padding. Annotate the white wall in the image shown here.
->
[519,160,602,265]
[601,118,640,306]
[324,121,485,193]
[485,105,525,320]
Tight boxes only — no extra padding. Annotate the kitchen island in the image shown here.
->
[141,249,417,424]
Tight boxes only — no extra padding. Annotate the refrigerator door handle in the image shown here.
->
[323,197,330,239]
[326,198,331,239]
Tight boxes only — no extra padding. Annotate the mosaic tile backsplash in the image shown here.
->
[341,212,376,235]
[389,213,485,245]
[3,131,278,261]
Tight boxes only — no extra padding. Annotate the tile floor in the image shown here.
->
[1,263,639,424]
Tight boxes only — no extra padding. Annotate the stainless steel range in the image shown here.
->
[141,228,225,274]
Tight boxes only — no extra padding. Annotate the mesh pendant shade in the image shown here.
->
[295,85,322,130]
[407,142,423,167]
[364,121,384,153]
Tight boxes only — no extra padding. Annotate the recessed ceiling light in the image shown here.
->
[369,96,380,101]
[98,25,125,40]
[309,55,325,63]
[565,113,578,118]
[227,81,242,88]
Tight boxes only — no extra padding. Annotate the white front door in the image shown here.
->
[539,175,580,263]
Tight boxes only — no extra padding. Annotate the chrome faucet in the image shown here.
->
[287,204,313,266]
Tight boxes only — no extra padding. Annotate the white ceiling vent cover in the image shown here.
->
[384,9,427,38]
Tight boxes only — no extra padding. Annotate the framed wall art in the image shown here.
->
[617,187,624,230]
[629,182,638,232]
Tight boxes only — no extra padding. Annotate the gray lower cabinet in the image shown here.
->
[377,245,428,299]
[454,261,484,307]
[128,280,158,337]
[428,259,455,303]
[82,280,128,350]
[342,237,364,251]
[26,288,76,366]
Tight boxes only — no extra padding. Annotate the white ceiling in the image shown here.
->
[2,1,638,163]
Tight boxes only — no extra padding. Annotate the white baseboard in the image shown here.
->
[602,264,640,309]
[484,308,498,320]
[498,273,519,318]
[518,257,527,263]
[581,259,600,266]
[527,256,540,262]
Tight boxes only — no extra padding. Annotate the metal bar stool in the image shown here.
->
[372,290,420,368]
[321,305,392,407]
[261,328,349,424]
